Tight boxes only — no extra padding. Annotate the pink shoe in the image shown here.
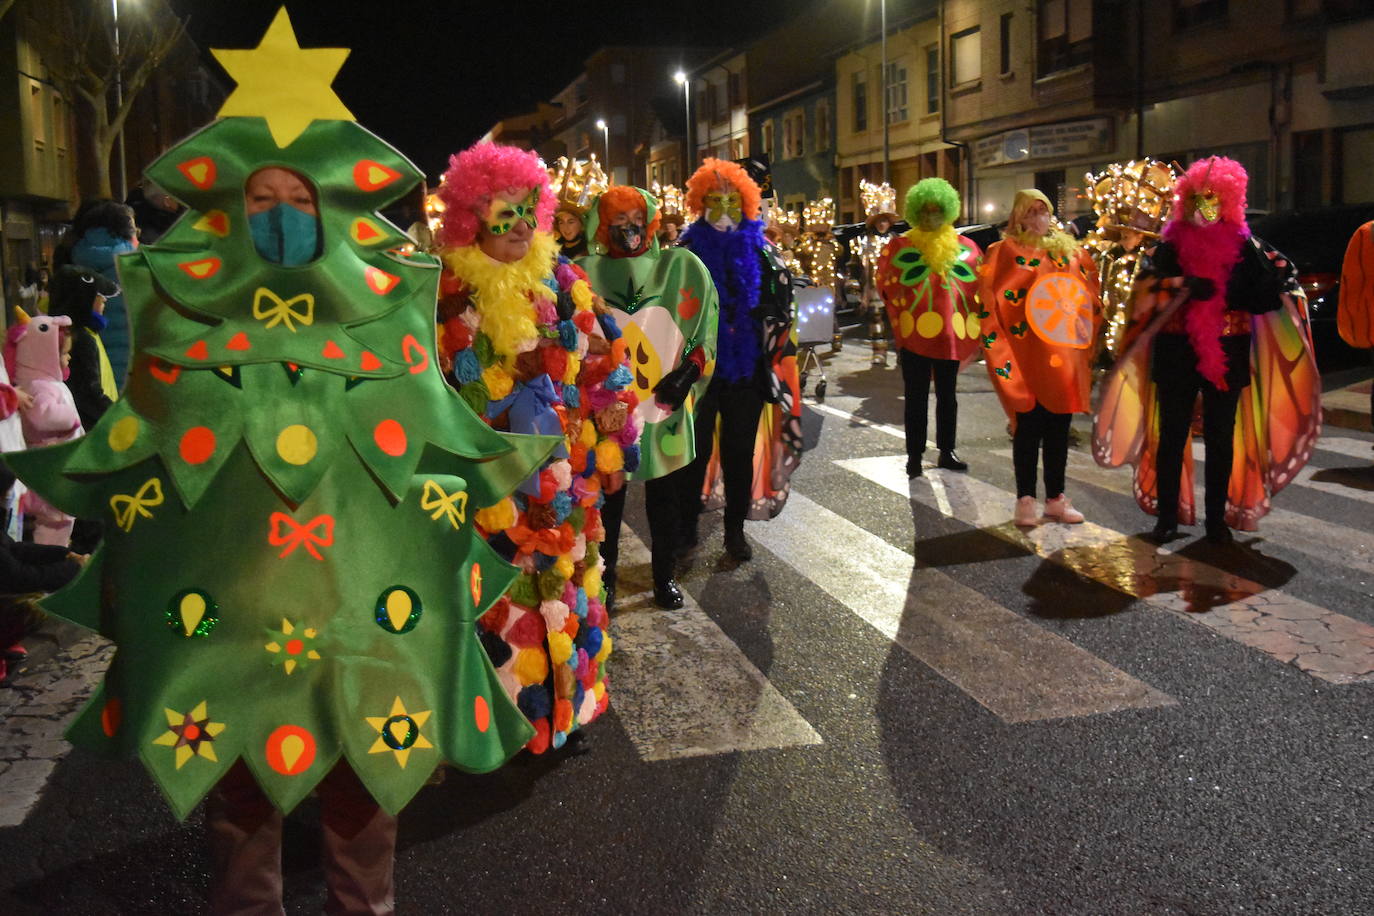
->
[1044,494,1084,524]
[1014,496,1039,527]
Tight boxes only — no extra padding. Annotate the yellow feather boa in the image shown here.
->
[1007,228,1082,262]
[902,224,961,277]
[441,231,559,364]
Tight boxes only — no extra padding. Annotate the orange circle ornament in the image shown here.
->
[265,724,317,775]
[1025,273,1094,349]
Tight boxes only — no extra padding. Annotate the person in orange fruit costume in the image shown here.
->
[877,177,982,478]
[1338,219,1374,436]
[979,188,1101,527]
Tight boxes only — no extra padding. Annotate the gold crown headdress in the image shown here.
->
[803,197,835,229]
[549,155,610,213]
[651,181,685,217]
[770,208,800,234]
[1084,160,1176,237]
[859,179,897,220]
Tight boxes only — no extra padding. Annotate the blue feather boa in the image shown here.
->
[682,217,764,383]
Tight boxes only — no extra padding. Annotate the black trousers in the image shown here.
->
[1154,373,1242,527]
[1151,333,1248,527]
[600,472,688,589]
[899,349,959,464]
[1012,403,1072,499]
[682,377,763,531]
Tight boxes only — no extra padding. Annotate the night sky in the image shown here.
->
[169,0,799,179]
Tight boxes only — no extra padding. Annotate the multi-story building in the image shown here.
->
[689,50,750,166]
[941,0,1374,223]
[835,6,958,223]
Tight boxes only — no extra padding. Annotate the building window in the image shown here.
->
[951,27,981,87]
[762,120,775,160]
[815,100,831,150]
[1000,13,1014,75]
[784,110,805,159]
[1174,0,1228,28]
[29,83,46,147]
[852,70,868,132]
[1340,125,1374,205]
[926,47,939,113]
[1038,0,1092,77]
[885,61,908,124]
[728,72,742,109]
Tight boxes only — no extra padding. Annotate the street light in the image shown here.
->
[595,118,610,172]
[674,69,691,177]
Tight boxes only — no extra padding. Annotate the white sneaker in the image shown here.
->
[1014,496,1039,527]
[1044,494,1084,524]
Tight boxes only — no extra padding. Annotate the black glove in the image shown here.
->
[653,359,702,411]
[1183,275,1217,301]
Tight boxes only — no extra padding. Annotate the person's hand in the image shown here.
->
[15,389,35,411]
[653,360,701,411]
[67,552,90,566]
[1184,275,1217,300]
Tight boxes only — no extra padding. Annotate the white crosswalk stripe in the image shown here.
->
[839,453,1374,685]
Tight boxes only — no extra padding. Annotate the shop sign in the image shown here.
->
[973,118,1114,169]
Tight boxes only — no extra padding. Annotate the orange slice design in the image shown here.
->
[1025,273,1093,349]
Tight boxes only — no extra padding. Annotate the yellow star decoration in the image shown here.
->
[211,7,354,148]
[152,700,225,769]
[365,697,433,768]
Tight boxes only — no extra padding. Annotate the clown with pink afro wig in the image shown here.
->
[435,142,556,249]
[432,139,636,755]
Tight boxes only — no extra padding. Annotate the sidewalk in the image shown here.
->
[1323,375,1373,433]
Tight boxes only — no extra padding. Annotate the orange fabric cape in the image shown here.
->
[978,237,1101,417]
[877,233,983,361]
[1338,220,1374,348]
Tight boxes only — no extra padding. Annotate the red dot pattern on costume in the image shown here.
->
[401,334,430,375]
[101,697,122,738]
[474,695,490,733]
[365,266,399,295]
[178,257,222,280]
[183,724,201,741]
[149,360,181,385]
[322,340,345,359]
[285,639,303,656]
[226,332,251,351]
[185,340,210,361]
[470,563,482,605]
[179,427,216,465]
[265,724,317,776]
[373,419,406,456]
[360,352,382,371]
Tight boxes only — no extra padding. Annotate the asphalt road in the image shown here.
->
[2,338,1372,914]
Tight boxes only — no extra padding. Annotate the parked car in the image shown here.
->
[1247,204,1374,371]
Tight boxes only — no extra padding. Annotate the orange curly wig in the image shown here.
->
[594,186,661,251]
[686,158,761,222]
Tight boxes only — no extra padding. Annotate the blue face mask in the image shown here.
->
[248,203,319,266]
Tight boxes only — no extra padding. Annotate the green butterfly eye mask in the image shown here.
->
[484,186,541,235]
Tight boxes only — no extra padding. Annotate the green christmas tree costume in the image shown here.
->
[4,16,557,819]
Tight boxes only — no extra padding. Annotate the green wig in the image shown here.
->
[904,178,961,227]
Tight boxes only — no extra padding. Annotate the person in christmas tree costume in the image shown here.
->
[876,178,982,479]
[577,185,718,609]
[678,159,797,559]
[979,188,1101,528]
[3,10,559,911]
[434,142,631,756]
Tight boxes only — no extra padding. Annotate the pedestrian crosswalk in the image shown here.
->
[610,403,1374,763]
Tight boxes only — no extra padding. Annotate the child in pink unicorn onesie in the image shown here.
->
[6,312,83,545]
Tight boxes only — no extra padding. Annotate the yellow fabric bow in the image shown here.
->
[110,478,165,531]
[252,287,315,332]
[420,479,468,529]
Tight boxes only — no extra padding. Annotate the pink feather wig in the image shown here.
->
[435,143,555,248]
[1161,156,1250,389]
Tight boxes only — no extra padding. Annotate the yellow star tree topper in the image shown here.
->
[211,7,354,148]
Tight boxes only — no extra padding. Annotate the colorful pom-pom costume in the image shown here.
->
[877,178,982,477]
[436,141,632,754]
[577,184,719,605]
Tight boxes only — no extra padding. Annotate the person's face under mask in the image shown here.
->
[608,207,648,256]
[703,188,743,231]
[245,167,320,266]
[1020,200,1051,237]
[478,186,539,263]
[915,204,945,232]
